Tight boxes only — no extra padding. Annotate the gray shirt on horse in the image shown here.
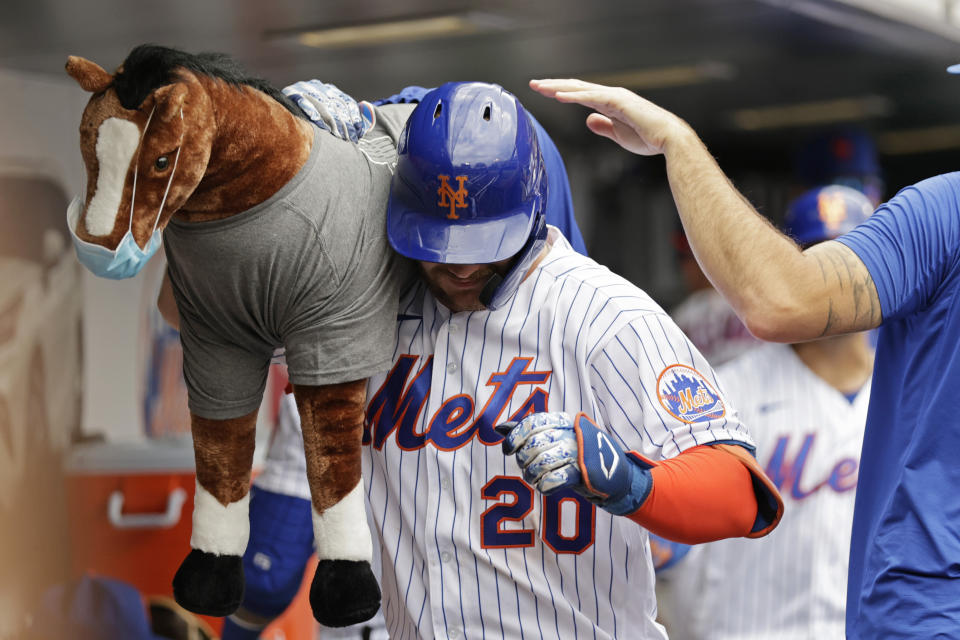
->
[164,104,416,420]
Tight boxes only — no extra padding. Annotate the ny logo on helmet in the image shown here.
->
[817,190,848,232]
[437,174,468,219]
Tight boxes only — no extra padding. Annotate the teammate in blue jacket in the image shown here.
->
[532,76,960,639]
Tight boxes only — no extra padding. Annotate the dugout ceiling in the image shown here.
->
[2,0,959,177]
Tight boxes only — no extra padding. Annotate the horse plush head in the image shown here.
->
[65,44,310,279]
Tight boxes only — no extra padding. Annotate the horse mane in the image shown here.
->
[112,44,305,119]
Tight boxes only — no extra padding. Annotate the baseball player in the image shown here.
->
[655,185,876,639]
[361,81,782,640]
[531,75,960,639]
[220,81,586,640]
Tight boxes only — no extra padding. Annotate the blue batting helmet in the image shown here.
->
[794,127,883,204]
[386,81,547,264]
[783,184,875,246]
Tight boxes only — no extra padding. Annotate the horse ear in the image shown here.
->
[152,83,189,122]
[65,56,112,93]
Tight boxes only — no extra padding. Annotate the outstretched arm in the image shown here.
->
[497,413,783,543]
[529,79,882,341]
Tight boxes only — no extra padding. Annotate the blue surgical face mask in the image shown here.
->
[67,196,163,279]
[67,107,182,280]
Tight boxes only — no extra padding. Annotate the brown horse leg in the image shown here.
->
[173,408,258,616]
[294,380,380,627]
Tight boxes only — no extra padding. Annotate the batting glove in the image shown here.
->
[495,412,653,516]
[282,80,373,142]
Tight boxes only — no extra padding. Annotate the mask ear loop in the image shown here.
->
[127,105,156,241]
[149,108,183,236]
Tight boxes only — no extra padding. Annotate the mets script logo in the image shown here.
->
[656,364,725,424]
[437,174,469,219]
[364,356,551,451]
[764,433,859,501]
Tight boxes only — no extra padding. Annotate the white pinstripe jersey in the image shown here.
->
[253,388,311,500]
[670,288,759,367]
[657,342,868,640]
[256,392,390,639]
[362,228,755,640]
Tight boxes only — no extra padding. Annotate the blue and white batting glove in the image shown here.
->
[495,412,653,516]
[282,80,374,142]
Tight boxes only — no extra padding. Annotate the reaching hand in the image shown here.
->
[282,80,372,143]
[529,79,692,157]
[495,412,653,516]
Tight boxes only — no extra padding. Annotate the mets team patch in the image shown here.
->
[656,364,725,424]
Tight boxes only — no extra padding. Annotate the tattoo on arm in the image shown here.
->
[822,298,837,336]
[808,243,882,336]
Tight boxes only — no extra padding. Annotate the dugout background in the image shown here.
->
[1,0,960,637]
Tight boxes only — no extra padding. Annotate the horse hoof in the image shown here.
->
[172,549,245,616]
[309,559,381,627]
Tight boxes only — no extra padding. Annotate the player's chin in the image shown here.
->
[423,276,487,312]
[445,293,486,313]
[435,287,486,312]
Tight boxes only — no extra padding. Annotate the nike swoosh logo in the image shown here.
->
[758,401,785,414]
[597,432,619,480]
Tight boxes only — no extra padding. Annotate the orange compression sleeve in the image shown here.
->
[626,444,763,544]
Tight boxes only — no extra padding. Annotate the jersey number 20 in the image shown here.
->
[480,475,595,554]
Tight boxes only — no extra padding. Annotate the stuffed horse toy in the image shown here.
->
[64,44,413,626]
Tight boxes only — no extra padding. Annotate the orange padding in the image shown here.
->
[627,444,777,544]
[712,443,784,538]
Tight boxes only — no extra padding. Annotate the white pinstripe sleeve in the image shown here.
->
[587,310,755,462]
[252,392,312,499]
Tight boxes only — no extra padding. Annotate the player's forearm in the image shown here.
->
[662,130,831,341]
[627,444,778,543]
[500,412,783,541]
[529,79,856,341]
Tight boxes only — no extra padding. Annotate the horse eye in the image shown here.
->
[155,156,169,171]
